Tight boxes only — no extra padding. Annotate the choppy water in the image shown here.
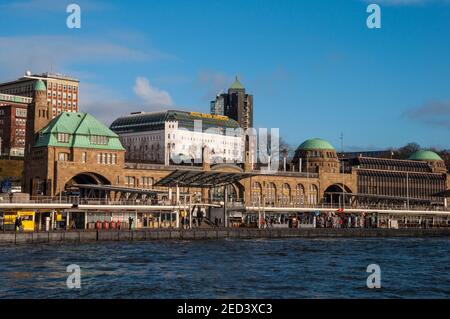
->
[0,238,449,299]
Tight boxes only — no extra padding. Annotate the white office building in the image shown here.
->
[110,110,244,165]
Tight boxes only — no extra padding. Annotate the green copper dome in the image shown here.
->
[297,138,335,151]
[229,76,245,90]
[408,150,443,161]
[34,79,46,91]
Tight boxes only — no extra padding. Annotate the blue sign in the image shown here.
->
[0,178,12,193]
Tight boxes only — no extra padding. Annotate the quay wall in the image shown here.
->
[0,228,449,244]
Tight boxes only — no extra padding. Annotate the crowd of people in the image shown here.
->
[313,214,373,228]
[252,213,379,229]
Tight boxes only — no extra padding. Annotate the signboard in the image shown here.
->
[190,112,229,121]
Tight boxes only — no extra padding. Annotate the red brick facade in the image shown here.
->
[0,102,27,156]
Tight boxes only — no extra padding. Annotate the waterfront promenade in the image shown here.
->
[1,227,449,244]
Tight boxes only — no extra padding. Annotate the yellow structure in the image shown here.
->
[3,211,35,231]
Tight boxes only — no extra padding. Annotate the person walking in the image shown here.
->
[128,216,134,230]
[18,217,23,232]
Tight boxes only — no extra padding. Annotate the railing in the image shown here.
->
[249,201,450,212]
[0,195,448,212]
[124,162,203,171]
[0,195,78,204]
[249,169,319,178]
[0,195,224,207]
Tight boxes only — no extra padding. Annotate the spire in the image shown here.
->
[229,76,245,90]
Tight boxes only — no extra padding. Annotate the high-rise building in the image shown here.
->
[0,71,79,118]
[210,77,253,130]
[0,93,31,156]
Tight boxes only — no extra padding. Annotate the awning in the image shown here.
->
[154,170,253,188]
[433,189,450,197]
[72,184,158,196]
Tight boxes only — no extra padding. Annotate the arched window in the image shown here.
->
[211,184,237,202]
[281,183,291,206]
[266,182,277,206]
[251,182,262,205]
[295,184,305,205]
[308,184,319,205]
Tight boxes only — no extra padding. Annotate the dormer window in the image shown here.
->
[90,135,108,145]
[57,133,70,143]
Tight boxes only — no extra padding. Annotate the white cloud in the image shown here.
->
[133,77,174,107]
[0,35,171,81]
[79,83,139,126]
[405,100,450,130]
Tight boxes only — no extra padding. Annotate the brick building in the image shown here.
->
[21,78,449,210]
[0,93,30,156]
[0,71,79,117]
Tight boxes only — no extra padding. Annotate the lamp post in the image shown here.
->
[340,132,345,210]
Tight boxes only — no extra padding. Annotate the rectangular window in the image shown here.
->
[58,153,69,161]
[57,133,70,143]
[90,135,109,145]
[140,177,153,187]
[15,108,27,118]
[125,176,135,186]
[82,152,87,163]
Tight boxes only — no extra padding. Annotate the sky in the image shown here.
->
[0,0,449,151]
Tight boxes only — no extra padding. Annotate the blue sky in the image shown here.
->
[0,0,449,150]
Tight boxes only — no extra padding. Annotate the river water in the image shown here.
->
[0,238,448,298]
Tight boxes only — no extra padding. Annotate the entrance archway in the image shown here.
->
[324,184,352,206]
[65,172,111,198]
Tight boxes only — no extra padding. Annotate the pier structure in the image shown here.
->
[0,76,448,234]
[1,189,450,232]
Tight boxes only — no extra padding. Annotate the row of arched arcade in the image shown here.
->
[62,172,353,207]
[249,182,352,207]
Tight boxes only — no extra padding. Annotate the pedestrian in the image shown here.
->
[14,216,19,232]
[128,216,134,230]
